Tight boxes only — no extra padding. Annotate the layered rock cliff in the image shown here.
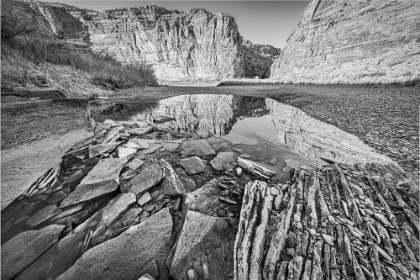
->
[14,1,280,82]
[271,0,420,84]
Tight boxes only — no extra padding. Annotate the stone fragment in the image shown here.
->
[125,158,145,170]
[269,157,278,165]
[129,138,150,149]
[180,157,206,175]
[80,158,126,185]
[180,140,216,157]
[169,211,237,280]
[121,163,164,195]
[74,193,136,234]
[138,274,155,280]
[89,142,119,158]
[1,224,65,280]
[210,152,236,171]
[157,160,186,196]
[239,153,252,159]
[127,127,152,136]
[57,208,173,280]
[236,167,243,176]
[137,192,152,206]
[220,132,258,145]
[117,147,137,158]
[322,234,336,246]
[162,141,181,152]
[349,183,364,196]
[309,228,317,236]
[138,259,159,279]
[60,180,119,208]
[187,269,198,280]
[26,204,60,227]
[137,144,162,156]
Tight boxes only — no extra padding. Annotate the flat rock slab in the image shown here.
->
[137,144,163,156]
[180,140,216,157]
[125,158,145,170]
[26,204,60,227]
[210,152,236,171]
[220,132,259,145]
[128,127,152,136]
[80,158,126,185]
[74,193,136,234]
[180,157,206,175]
[1,224,65,280]
[184,179,240,216]
[60,180,119,208]
[88,142,119,158]
[121,163,164,195]
[117,147,137,158]
[169,211,237,280]
[162,141,181,152]
[57,208,173,280]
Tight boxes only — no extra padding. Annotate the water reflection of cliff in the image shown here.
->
[265,99,394,165]
[137,95,267,138]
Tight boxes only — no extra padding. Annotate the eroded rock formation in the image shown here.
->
[14,1,280,82]
[271,0,420,84]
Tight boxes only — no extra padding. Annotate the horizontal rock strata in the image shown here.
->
[271,0,420,84]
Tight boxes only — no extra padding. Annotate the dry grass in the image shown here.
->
[1,38,157,96]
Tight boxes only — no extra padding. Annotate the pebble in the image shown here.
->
[391,238,399,245]
[270,187,278,196]
[268,157,277,165]
[309,228,316,236]
[202,255,210,280]
[145,204,155,212]
[228,212,235,218]
[322,234,336,246]
[287,248,295,256]
[187,269,198,280]
[359,195,366,200]
[281,184,289,192]
[387,267,397,279]
[190,204,198,211]
[235,167,243,176]
[410,272,418,280]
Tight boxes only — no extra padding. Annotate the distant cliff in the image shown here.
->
[270,0,420,84]
[17,1,279,82]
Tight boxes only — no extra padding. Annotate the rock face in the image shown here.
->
[15,1,280,82]
[271,0,420,84]
[242,40,280,78]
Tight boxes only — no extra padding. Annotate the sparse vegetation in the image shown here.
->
[1,2,37,39]
[1,38,157,90]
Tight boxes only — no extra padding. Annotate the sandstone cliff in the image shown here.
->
[271,0,420,84]
[14,1,280,82]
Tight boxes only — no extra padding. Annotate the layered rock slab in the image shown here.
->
[169,211,237,280]
[1,224,65,280]
[56,208,173,280]
[270,0,420,84]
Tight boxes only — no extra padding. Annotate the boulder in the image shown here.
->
[56,208,173,280]
[60,180,119,208]
[180,157,206,175]
[79,158,126,185]
[210,152,236,171]
[1,224,65,280]
[121,163,164,195]
[180,140,216,157]
[169,211,237,280]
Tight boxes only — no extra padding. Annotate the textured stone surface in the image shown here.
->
[169,211,237,280]
[57,208,173,280]
[60,180,119,208]
[1,224,65,280]
[26,204,60,227]
[180,157,206,175]
[210,152,236,171]
[242,40,280,78]
[121,163,164,195]
[80,158,126,185]
[270,0,420,84]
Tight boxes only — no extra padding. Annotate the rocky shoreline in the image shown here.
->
[1,113,418,280]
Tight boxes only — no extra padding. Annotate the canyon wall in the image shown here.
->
[16,1,280,82]
[271,0,420,84]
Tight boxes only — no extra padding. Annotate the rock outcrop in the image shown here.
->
[271,0,420,84]
[14,1,280,82]
[242,40,280,78]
